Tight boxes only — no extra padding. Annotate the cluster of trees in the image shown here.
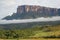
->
[0,26,41,39]
[0,25,46,39]
[0,25,60,39]
[43,35,60,38]
[0,30,34,39]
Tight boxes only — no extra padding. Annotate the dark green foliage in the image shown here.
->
[0,25,45,39]
[43,35,60,38]
[0,21,60,39]
[0,28,35,39]
[0,25,60,39]
[0,21,60,30]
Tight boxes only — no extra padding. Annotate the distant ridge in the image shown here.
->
[0,20,60,30]
[3,5,60,20]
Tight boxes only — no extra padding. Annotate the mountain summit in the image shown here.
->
[3,5,60,20]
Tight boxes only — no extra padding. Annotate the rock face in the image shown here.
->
[3,5,60,20]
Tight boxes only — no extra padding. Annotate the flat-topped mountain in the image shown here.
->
[3,5,60,20]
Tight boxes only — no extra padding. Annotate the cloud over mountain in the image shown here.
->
[0,16,60,24]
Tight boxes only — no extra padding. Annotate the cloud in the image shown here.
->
[0,0,16,6]
[40,0,60,8]
[16,0,60,8]
[0,16,60,24]
[0,0,17,19]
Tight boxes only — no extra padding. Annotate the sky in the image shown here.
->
[0,0,60,19]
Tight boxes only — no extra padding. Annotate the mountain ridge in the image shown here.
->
[3,5,60,20]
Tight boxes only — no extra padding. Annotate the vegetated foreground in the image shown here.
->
[0,25,60,39]
[0,39,60,40]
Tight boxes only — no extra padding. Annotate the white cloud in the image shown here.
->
[0,0,16,6]
[16,0,60,8]
[40,0,60,8]
[0,0,17,19]
[0,16,60,24]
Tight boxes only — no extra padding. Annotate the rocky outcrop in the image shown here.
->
[3,5,60,20]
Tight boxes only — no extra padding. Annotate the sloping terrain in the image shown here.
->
[3,5,60,20]
[0,21,60,30]
[0,24,60,39]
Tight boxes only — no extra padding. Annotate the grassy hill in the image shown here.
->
[33,25,60,38]
[0,25,60,39]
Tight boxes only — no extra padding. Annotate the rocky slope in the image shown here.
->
[3,5,60,20]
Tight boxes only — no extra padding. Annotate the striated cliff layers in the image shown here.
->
[3,5,60,20]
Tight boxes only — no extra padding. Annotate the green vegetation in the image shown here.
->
[0,25,60,39]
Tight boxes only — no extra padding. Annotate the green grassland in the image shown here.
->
[0,25,60,39]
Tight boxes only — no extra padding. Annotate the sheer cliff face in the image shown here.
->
[3,5,60,20]
[17,5,58,15]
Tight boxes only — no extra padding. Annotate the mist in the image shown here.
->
[0,16,60,24]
